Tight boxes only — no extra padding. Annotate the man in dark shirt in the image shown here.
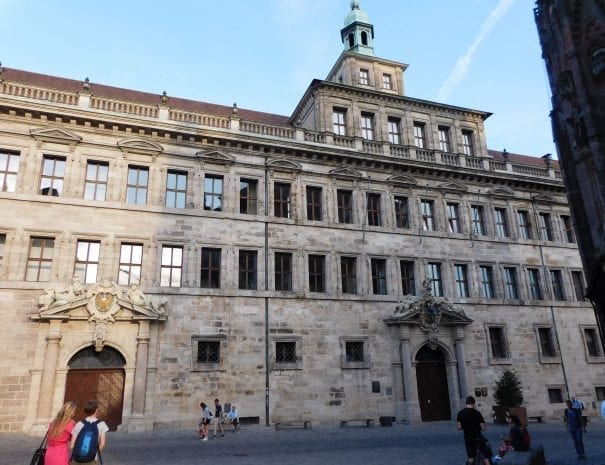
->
[456,396,491,465]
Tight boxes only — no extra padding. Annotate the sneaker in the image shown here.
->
[202,437,208,441]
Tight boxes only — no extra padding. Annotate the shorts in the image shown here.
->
[464,437,491,459]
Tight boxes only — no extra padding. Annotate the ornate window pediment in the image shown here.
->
[117,138,163,158]
[437,181,467,194]
[531,193,557,204]
[329,167,363,180]
[195,149,235,166]
[487,187,515,198]
[387,174,417,186]
[266,157,302,172]
[30,127,82,145]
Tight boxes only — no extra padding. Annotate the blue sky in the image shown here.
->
[1,0,555,157]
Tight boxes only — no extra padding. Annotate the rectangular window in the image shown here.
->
[0,150,19,192]
[366,193,382,226]
[421,199,435,231]
[345,341,365,362]
[341,256,357,294]
[503,267,519,299]
[427,262,443,297]
[371,258,387,295]
[387,118,401,144]
[274,183,291,218]
[454,264,470,298]
[84,161,109,201]
[572,271,586,301]
[447,203,461,233]
[584,328,600,357]
[201,248,221,289]
[0,234,5,266]
[166,170,187,208]
[275,341,296,363]
[596,387,605,401]
[308,254,325,293]
[274,252,292,292]
[471,205,485,236]
[549,269,565,301]
[306,186,322,221]
[126,166,148,205]
[400,260,416,296]
[394,196,409,229]
[548,388,564,403]
[160,245,183,287]
[239,179,258,215]
[488,327,508,359]
[528,268,542,299]
[204,175,223,211]
[26,237,54,282]
[238,250,257,290]
[462,130,474,156]
[538,212,553,241]
[382,73,392,89]
[359,69,369,86]
[360,112,374,140]
[74,240,100,284]
[538,327,556,357]
[333,109,347,136]
[561,215,575,243]
[40,155,66,196]
[479,265,494,299]
[118,243,143,286]
[413,123,426,149]
[438,126,451,152]
[494,208,509,238]
[197,340,220,363]
[517,210,531,239]
[337,190,353,224]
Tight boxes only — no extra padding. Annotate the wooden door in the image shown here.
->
[64,369,125,431]
[415,346,451,422]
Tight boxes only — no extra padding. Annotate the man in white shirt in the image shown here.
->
[69,399,109,465]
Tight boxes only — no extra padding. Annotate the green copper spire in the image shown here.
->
[340,0,374,56]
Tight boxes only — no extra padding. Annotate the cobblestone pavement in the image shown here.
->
[2,420,604,465]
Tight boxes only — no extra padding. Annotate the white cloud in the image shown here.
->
[437,0,515,101]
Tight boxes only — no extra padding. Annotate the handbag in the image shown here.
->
[30,431,48,465]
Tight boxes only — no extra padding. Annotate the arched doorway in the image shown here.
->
[65,346,126,431]
[415,345,451,421]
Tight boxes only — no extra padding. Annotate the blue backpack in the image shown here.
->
[72,420,101,463]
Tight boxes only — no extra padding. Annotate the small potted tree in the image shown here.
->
[493,369,526,425]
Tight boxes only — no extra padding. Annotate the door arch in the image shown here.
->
[64,346,126,431]
[415,345,451,421]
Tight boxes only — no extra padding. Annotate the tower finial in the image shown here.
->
[351,0,360,10]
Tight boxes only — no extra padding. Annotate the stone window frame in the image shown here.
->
[74,239,101,284]
[537,211,553,241]
[239,177,259,215]
[546,385,565,404]
[501,264,520,300]
[413,121,426,149]
[274,250,293,292]
[461,129,475,156]
[117,242,143,286]
[534,325,561,364]
[337,189,354,224]
[580,325,605,363]
[84,159,110,202]
[340,336,371,369]
[191,335,226,372]
[165,169,188,209]
[595,386,605,401]
[370,256,388,295]
[200,246,222,289]
[305,185,323,222]
[485,324,512,365]
[382,73,392,90]
[126,164,149,205]
[446,202,462,234]
[387,117,401,145]
[478,264,495,299]
[394,195,410,229]
[548,268,566,301]
[453,263,470,298]
[470,204,486,236]
[0,148,20,193]
[203,173,224,212]
[359,68,370,86]
[494,206,510,238]
[570,270,586,302]
[360,112,375,141]
[332,107,348,136]
[271,336,303,371]
[160,244,184,288]
[366,192,382,227]
[40,154,67,196]
[340,255,358,295]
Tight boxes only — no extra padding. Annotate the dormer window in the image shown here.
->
[382,73,392,90]
[359,69,369,86]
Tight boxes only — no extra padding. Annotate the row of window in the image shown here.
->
[194,324,602,371]
[358,68,393,90]
[7,234,586,302]
[0,151,575,243]
[332,108,475,155]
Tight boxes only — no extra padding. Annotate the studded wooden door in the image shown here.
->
[64,369,125,431]
[415,346,451,422]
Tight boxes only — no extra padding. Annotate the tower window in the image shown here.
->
[361,31,368,45]
[348,33,354,48]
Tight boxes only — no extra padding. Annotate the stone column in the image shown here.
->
[132,321,150,415]
[36,321,62,420]
[399,328,414,402]
[454,326,469,399]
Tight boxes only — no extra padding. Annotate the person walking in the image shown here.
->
[565,399,586,460]
[456,396,491,465]
[211,398,225,439]
[44,401,77,465]
[198,402,212,441]
[69,399,109,465]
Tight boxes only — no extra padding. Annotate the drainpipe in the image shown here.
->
[264,158,270,426]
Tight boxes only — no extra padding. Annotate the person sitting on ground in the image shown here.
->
[498,413,530,457]
[227,405,239,432]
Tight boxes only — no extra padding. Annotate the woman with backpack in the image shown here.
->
[44,401,77,465]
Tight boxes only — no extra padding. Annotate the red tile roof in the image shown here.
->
[488,149,559,169]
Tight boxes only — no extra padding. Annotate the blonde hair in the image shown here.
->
[49,401,77,439]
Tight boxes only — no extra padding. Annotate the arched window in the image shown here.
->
[69,346,126,369]
[348,33,354,48]
[361,31,368,46]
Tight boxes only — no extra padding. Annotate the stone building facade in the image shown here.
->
[0,2,603,433]
[535,0,605,355]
